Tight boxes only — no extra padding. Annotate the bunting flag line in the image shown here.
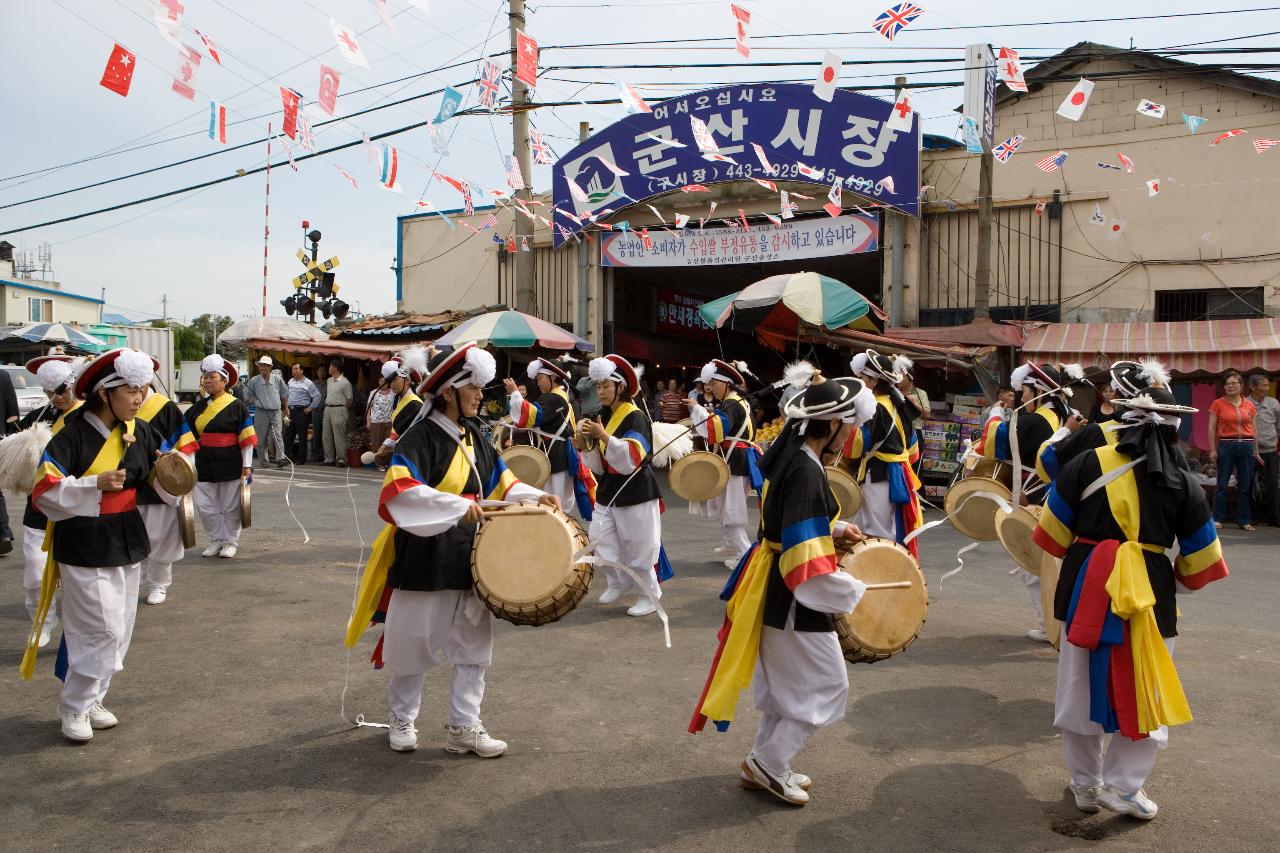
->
[619,82,651,114]
[479,213,497,230]
[737,209,750,231]
[1136,99,1165,118]
[992,134,1024,163]
[521,237,531,252]
[334,165,358,189]
[281,87,301,139]
[379,143,400,191]
[639,228,653,249]
[790,192,813,200]
[751,177,777,192]
[1210,129,1246,146]
[674,213,690,228]
[751,143,777,175]
[780,191,794,219]
[875,175,895,194]
[1056,79,1094,122]
[1182,113,1207,134]
[516,31,539,88]
[567,177,589,203]
[279,135,298,171]
[730,3,751,57]
[318,65,341,116]
[1146,178,1160,197]
[153,0,183,46]
[764,212,782,225]
[796,162,824,179]
[679,184,710,192]
[1035,150,1069,173]
[506,156,527,190]
[824,178,842,217]
[100,43,137,98]
[196,30,222,65]
[478,59,503,110]
[962,116,983,154]
[885,88,914,133]
[331,19,370,68]
[646,204,667,224]
[297,114,316,153]
[872,3,924,42]
[434,86,463,123]
[363,132,377,165]
[813,51,841,102]
[997,47,1027,92]
[208,100,227,144]
[1107,219,1126,239]
[641,131,686,149]
[1097,162,1123,171]
[531,129,554,165]
[171,43,201,101]
[690,115,735,163]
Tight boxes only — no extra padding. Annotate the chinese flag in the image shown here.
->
[515,31,538,88]
[100,43,137,97]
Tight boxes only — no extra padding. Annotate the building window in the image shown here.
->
[27,298,52,323]
[1154,287,1263,322]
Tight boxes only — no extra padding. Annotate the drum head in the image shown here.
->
[995,504,1043,577]
[825,466,863,519]
[154,452,196,496]
[180,493,196,549]
[240,480,252,529]
[668,451,730,502]
[1039,552,1062,650]
[837,537,928,662]
[500,445,551,489]
[473,508,577,605]
[943,477,1011,541]
[964,456,1013,489]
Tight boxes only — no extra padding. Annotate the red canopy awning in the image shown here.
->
[1023,319,1280,373]
[887,320,1028,348]
[248,337,397,361]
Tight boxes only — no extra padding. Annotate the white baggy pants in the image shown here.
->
[707,475,752,561]
[58,562,141,715]
[590,501,662,602]
[195,481,242,547]
[140,503,185,590]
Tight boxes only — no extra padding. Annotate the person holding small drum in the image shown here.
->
[351,342,558,757]
[134,382,198,605]
[690,362,876,806]
[578,355,674,617]
[505,357,596,519]
[687,359,763,569]
[372,346,427,468]
[185,355,256,560]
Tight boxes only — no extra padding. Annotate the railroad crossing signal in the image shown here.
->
[292,249,340,288]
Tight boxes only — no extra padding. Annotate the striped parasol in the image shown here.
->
[5,322,108,349]
[433,309,594,351]
[698,272,880,334]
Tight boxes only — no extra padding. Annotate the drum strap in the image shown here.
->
[1080,455,1146,503]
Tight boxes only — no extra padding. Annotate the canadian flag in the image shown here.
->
[1056,79,1095,121]
[730,3,750,57]
[997,47,1027,93]
[885,89,914,133]
[813,51,841,102]
[171,44,201,101]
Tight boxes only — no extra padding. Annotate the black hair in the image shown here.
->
[998,385,1015,395]
[1248,373,1268,388]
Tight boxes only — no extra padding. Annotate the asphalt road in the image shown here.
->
[1,463,1276,852]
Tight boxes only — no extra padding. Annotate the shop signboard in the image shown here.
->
[601,213,877,267]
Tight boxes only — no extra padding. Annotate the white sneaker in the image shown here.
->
[388,713,417,752]
[146,586,167,606]
[597,586,623,605]
[60,711,92,742]
[444,723,507,758]
[87,702,118,730]
[1026,628,1050,643]
[627,597,658,617]
[742,756,808,805]
[741,762,812,791]
[38,615,59,649]
[1069,782,1102,814]
[202,541,222,558]
[218,543,237,559]
[1097,784,1158,820]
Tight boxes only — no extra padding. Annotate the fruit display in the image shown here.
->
[755,416,785,447]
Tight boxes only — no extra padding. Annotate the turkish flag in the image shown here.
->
[515,31,538,88]
[318,65,341,116]
[100,42,137,97]
[280,87,301,139]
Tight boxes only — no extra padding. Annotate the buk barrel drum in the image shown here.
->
[240,480,252,529]
[944,455,1015,541]
[179,493,197,549]
[825,465,863,519]
[995,504,1044,577]
[834,536,928,664]
[1040,552,1062,650]
[471,504,593,626]
[154,450,196,496]
[500,444,551,489]
[668,450,730,502]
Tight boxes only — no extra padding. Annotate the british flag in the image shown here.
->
[478,59,502,110]
[530,128,554,165]
[992,134,1025,163]
[872,3,924,42]
[1035,150,1069,173]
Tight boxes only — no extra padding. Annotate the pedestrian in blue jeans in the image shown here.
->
[1208,371,1259,530]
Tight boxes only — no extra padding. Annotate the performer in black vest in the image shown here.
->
[185,355,255,559]
[372,346,426,467]
[504,356,595,518]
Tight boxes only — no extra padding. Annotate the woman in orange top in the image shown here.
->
[1207,370,1259,530]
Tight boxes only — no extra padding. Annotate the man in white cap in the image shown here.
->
[244,355,288,468]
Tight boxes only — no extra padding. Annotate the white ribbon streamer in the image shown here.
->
[572,541,672,648]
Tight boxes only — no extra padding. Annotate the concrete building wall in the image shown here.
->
[0,281,103,325]
[917,58,1280,324]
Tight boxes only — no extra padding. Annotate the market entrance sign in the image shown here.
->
[552,83,919,247]
[601,213,878,268]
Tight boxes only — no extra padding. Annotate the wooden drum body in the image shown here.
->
[944,474,1012,541]
[825,465,863,519]
[835,537,928,664]
[500,444,551,489]
[995,504,1044,577]
[471,505,592,626]
[668,450,730,502]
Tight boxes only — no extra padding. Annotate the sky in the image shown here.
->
[0,0,1272,326]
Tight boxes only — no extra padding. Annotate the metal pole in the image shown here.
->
[263,122,272,317]
[889,76,907,327]
[974,150,994,321]
[576,120,590,338]
[509,0,535,313]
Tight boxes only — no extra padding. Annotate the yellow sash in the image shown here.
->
[194,392,236,435]
[595,401,639,454]
[392,391,421,423]
[137,391,169,424]
[1095,445,1193,732]
[21,419,135,679]
[857,396,920,491]
[552,386,577,430]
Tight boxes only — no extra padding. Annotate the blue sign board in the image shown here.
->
[551,83,920,247]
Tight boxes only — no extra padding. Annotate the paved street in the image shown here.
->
[1,464,1276,852]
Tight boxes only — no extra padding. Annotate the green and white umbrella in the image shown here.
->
[698,271,880,335]
[434,309,594,351]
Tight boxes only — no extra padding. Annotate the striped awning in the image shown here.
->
[1023,319,1280,373]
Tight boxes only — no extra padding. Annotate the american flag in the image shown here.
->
[1210,129,1245,146]
[1035,150,1069,173]
[530,128,554,165]
[479,212,498,230]
[478,59,502,110]
[872,3,924,42]
[992,135,1024,163]
[1255,138,1280,154]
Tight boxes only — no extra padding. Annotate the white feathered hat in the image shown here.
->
[588,354,642,397]
[526,357,571,384]
[699,359,746,387]
[74,348,158,397]
[199,353,239,387]
[418,342,497,397]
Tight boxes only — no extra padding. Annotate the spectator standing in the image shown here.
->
[366,376,395,459]
[0,367,17,555]
[651,380,665,418]
[284,363,321,464]
[576,371,601,419]
[310,364,328,462]
[980,386,1016,424]
[1208,370,1258,530]
[323,361,354,466]
[1088,384,1123,423]
[244,355,289,468]
[1249,374,1280,526]
[658,381,688,423]
[898,369,930,433]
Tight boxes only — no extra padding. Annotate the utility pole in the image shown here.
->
[973,146,993,322]
[509,0,535,314]
[576,120,591,339]
[162,294,168,324]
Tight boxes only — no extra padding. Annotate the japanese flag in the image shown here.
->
[1106,219,1126,239]
[813,51,841,103]
[885,89,914,133]
[1056,79,1094,121]
[1146,178,1160,197]
[331,19,370,68]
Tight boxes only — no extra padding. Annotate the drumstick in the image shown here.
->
[861,581,914,590]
